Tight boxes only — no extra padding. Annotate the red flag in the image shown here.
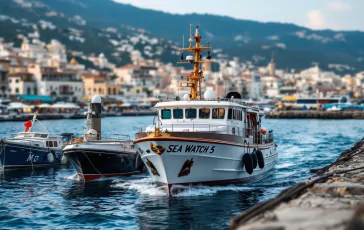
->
[24,120,32,132]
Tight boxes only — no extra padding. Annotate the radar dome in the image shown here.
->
[183,94,190,101]
[91,95,101,104]
[204,89,216,100]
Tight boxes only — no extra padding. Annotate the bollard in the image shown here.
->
[91,95,102,140]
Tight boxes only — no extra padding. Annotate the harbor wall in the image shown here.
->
[266,110,364,119]
[230,138,364,230]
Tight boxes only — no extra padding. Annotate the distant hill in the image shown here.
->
[1,0,364,74]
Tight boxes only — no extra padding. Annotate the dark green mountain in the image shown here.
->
[1,0,363,73]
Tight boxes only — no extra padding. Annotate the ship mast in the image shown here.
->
[177,25,213,100]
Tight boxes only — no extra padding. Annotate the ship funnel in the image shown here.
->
[91,95,102,140]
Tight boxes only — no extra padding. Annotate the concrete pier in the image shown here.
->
[231,138,364,230]
[266,110,364,119]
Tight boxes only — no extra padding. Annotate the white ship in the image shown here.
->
[134,25,277,194]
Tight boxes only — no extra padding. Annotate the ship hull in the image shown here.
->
[134,138,277,193]
[63,143,144,181]
[0,141,63,169]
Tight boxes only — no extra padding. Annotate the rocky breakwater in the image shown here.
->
[231,138,364,230]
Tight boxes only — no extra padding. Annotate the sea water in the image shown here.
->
[0,117,363,229]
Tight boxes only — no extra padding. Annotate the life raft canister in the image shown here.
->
[256,150,265,169]
[242,153,253,174]
[260,128,267,135]
[251,151,258,169]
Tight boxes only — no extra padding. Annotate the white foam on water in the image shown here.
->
[173,185,252,197]
[114,177,168,196]
[276,162,295,169]
[113,177,253,197]
[65,174,81,181]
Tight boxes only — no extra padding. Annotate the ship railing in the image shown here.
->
[244,128,274,144]
[67,133,131,144]
[138,124,245,136]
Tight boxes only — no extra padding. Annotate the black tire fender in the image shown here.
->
[256,150,265,169]
[242,153,253,175]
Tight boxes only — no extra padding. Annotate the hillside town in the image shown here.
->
[0,37,363,108]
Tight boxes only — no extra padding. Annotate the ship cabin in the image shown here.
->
[9,132,65,149]
[146,99,272,145]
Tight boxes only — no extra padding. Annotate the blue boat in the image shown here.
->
[0,114,71,169]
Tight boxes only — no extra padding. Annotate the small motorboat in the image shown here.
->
[62,95,145,181]
[0,113,71,169]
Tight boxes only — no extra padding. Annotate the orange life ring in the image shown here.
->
[74,137,84,143]
[260,128,267,135]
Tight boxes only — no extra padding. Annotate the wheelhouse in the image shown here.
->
[146,100,270,144]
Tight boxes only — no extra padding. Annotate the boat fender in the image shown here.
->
[47,152,54,163]
[251,151,258,169]
[256,150,265,169]
[242,153,253,175]
[123,155,130,165]
[135,154,145,172]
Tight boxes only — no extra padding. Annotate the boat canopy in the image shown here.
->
[51,103,80,109]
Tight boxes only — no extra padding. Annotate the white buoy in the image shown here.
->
[204,89,216,100]
[183,94,190,101]
[86,129,98,140]
[47,152,54,163]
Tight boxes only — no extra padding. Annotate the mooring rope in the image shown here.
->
[83,151,105,178]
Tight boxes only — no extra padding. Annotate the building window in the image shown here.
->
[94,88,96,92]
[113,88,116,95]
[99,88,102,93]
[88,88,91,92]
[186,108,197,119]
[173,109,183,119]
[161,109,171,119]
[9,79,11,83]
[199,108,210,119]
[15,79,19,83]
[108,88,111,95]
[212,108,225,119]
[15,88,19,93]
[27,87,31,95]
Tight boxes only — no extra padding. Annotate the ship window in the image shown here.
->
[40,134,48,138]
[199,108,210,119]
[161,109,171,119]
[53,141,58,147]
[228,108,232,119]
[46,141,49,147]
[49,141,53,147]
[212,108,225,119]
[173,109,183,119]
[186,108,197,119]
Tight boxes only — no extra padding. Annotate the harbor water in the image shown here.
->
[0,117,363,229]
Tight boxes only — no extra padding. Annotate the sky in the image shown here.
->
[114,0,363,31]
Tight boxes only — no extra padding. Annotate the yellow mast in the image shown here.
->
[177,25,213,100]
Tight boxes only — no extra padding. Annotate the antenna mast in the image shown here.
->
[177,25,214,100]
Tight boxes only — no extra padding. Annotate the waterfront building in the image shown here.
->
[0,59,10,98]
[8,72,36,95]
[28,63,83,102]
[82,74,120,99]
[115,64,162,89]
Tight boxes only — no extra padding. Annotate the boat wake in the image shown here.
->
[65,173,81,181]
[113,177,253,197]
